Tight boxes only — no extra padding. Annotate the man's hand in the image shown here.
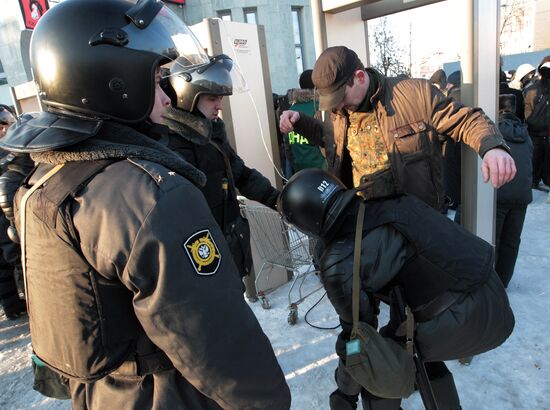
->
[279,110,300,133]
[481,147,517,188]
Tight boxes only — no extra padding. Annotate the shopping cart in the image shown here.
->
[242,204,323,325]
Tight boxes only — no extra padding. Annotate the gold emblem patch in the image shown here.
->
[184,230,221,275]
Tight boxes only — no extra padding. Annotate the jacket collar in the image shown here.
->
[161,106,212,145]
[365,68,385,105]
[31,120,206,187]
[161,106,228,146]
[331,68,386,117]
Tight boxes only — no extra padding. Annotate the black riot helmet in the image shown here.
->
[0,107,16,126]
[167,54,235,112]
[0,106,16,138]
[278,168,356,237]
[30,0,209,123]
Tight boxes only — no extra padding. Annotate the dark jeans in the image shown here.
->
[0,210,22,311]
[531,136,550,186]
[495,204,527,288]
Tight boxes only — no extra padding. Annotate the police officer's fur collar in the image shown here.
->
[161,106,227,146]
[31,120,206,187]
[161,106,210,144]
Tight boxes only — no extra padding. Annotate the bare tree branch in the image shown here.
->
[370,17,409,77]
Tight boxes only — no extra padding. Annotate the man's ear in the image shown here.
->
[354,69,367,84]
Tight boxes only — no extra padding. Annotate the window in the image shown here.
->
[291,8,304,74]
[0,60,6,86]
[218,10,232,22]
[244,8,257,24]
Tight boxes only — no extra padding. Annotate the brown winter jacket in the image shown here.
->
[293,69,508,210]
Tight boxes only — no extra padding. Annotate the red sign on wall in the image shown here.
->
[164,0,186,4]
[19,0,50,30]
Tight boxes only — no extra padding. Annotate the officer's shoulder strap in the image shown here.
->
[42,159,120,207]
[125,158,184,192]
[34,159,119,229]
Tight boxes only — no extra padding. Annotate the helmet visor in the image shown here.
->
[123,5,209,69]
[227,59,248,94]
[161,54,249,94]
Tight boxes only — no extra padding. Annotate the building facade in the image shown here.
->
[165,0,316,95]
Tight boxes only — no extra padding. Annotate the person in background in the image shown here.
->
[0,106,27,320]
[524,57,550,191]
[443,71,463,216]
[445,70,461,102]
[495,95,533,288]
[280,69,328,175]
[509,63,536,91]
[429,69,447,93]
[499,70,525,121]
[0,1,290,408]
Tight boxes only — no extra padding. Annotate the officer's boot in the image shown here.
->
[429,373,461,409]
[360,389,402,410]
[330,389,359,410]
[331,360,362,410]
[0,268,26,320]
[425,362,461,410]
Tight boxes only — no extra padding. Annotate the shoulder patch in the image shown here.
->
[184,229,221,275]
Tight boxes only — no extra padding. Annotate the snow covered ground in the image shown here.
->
[1,189,548,409]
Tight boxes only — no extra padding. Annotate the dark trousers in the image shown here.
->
[495,204,527,288]
[0,210,22,312]
[531,136,550,186]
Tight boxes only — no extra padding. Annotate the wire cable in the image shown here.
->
[215,18,288,183]
[303,291,341,330]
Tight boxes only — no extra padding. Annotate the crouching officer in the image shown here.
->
[278,169,514,410]
[0,1,290,408]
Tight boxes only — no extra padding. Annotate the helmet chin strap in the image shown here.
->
[321,188,360,238]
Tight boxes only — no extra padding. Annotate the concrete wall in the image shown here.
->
[0,1,33,87]
[167,0,316,95]
[534,0,550,51]
[325,7,368,64]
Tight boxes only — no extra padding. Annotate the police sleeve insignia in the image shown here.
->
[184,229,221,275]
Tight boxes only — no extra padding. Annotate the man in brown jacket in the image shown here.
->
[280,46,516,211]
[524,58,550,190]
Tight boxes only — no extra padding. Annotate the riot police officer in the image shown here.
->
[0,1,290,408]
[160,54,279,286]
[278,169,514,410]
